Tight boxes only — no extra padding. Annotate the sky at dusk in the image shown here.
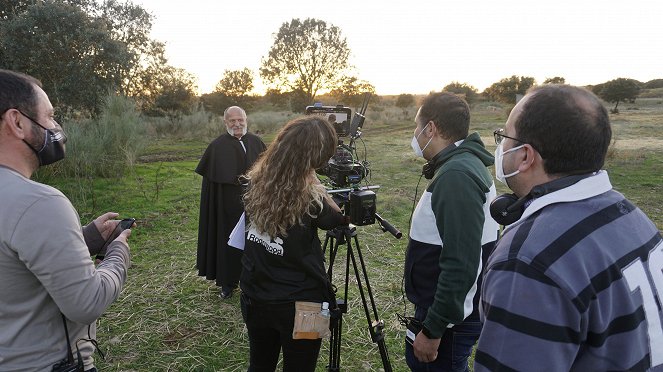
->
[136,0,663,95]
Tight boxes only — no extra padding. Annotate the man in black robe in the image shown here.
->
[195,106,266,299]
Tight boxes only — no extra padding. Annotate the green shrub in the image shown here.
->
[146,104,225,141]
[35,94,148,180]
[248,110,297,134]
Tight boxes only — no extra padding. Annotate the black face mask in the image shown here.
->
[18,110,67,166]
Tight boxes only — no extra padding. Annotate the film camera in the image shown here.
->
[308,95,400,372]
[305,102,368,188]
[306,96,400,237]
[306,96,374,226]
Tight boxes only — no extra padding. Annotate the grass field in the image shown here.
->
[47,98,663,371]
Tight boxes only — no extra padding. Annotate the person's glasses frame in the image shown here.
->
[493,128,525,146]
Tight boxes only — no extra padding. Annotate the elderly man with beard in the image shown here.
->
[195,106,266,299]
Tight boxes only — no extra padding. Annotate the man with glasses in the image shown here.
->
[475,84,663,371]
[404,92,498,371]
[0,69,132,371]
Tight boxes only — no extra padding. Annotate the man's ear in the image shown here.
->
[1,109,26,139]
[517,144,539,172]
[427,121,438,137]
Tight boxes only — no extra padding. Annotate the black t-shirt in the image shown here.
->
[240,199,345,304]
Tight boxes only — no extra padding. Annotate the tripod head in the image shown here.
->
[327,185,402,239]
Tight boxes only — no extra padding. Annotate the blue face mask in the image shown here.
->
[18,110,67,166]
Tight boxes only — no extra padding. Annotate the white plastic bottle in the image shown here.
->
[320,302,330,318]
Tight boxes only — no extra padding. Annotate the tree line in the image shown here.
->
[1,1,659,119]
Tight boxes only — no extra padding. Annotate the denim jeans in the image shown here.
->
[240,294,322,372]
[405,307,482,372]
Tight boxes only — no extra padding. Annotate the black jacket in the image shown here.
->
[240,200,345,304]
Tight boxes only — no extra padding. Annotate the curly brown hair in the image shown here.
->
[243,116,337,238]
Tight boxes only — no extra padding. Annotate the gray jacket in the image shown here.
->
[0,166,130,371]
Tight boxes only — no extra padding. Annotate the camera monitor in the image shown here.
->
[306,104,352,137]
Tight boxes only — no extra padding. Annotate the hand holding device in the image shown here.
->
[96,218,135,262]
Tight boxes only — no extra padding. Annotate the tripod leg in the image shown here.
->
[346,233,393,372]
[327,233,345,371]
[325,227,392,372]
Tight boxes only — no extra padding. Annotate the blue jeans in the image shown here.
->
[405,307,482,372]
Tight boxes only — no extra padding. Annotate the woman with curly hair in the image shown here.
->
[240,116,346,371]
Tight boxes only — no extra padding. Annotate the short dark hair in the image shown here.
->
[418,92,470,141]
[515,84,611,175]
[0,69,42,118]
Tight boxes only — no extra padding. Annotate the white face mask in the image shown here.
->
[411,123,432,158]
[494,143,525,184]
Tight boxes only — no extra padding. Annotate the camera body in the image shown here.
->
[319,144,366,188]
[306,104,367,188]
[306,96,386,229]
[330,188,376,226]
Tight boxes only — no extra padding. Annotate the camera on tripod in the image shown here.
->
[306,97,376,226]
[305,96,402,237]
[305,103,368,188]
[307,94,400,371]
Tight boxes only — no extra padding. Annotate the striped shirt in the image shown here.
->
[475,171,663,371]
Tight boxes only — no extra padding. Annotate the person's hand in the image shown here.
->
[113,228,132,246]
[413,331,441,363]
[96,229,132,265]
[92,212,120,241]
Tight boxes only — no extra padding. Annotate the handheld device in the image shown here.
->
[95,218,135,261]
[119,218,136,230]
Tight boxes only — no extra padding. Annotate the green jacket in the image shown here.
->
[404,132,499,337]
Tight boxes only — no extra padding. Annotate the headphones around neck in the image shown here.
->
[422,161,439,180]
[422,143,459,180]
[489,173,593,226]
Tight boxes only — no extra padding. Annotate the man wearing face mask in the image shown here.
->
[195,106,266,299]
[404,92,499,371]
[0,70,132,371]
[475,85,663,371]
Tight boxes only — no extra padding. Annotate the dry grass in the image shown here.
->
[49,96,663,371]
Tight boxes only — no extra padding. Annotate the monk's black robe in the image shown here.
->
[195,132,266,287]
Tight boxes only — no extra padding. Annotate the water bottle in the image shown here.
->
[320,302,330,318]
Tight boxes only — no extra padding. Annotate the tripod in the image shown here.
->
[322,224,393,372]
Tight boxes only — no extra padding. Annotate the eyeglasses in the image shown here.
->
[493,128,525,146]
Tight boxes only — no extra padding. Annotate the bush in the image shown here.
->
[147,104,223,141]
[35,94,148,179]
[248,110,298,134]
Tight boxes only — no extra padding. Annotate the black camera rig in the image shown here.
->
[306,94,402,372]
[306,95,370,189]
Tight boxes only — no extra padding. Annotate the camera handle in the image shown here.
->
[322,225,392,372]
[374,213,402,239]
